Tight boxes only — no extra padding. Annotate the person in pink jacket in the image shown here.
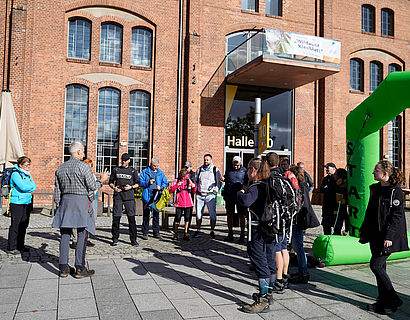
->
[169,167,197,240]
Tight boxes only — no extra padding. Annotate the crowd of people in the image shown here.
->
[3,141,408,315]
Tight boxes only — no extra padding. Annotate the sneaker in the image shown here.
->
[18,246,30,252]
[74,267,95,279]
[153,233,162,239]
[271,280,284,294]
[193,231,201,238]
[130,242,139,247]
[7,249,20,255]
[289,273,310,284]
[111,241,118,246]
[367,302,385,314]
[142,234,149,240]
[224,233,234,242]
[210,231,216,239]
[69,241,76,249]
[242,294,270,313]
[282,275,289,289]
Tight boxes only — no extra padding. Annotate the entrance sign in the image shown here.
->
[265,29,341,64]
[258,113,270,156]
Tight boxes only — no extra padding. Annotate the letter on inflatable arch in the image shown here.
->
[346,71,410,237]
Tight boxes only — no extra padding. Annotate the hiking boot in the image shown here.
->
[130,242,139,247]
[183,233,190,241]
[252,291,273,304]
[210,231,216,239]
[367,302,386,314]
[18,246,30,252]
[224,233,234,242]
[289,272,310,284]
[271,280,284,294]
[111,241,118,247]
[173,232,179,240]
[193,231,201,238]
[142,234,149,240]
[153,233,162,239]
[69,241,76,249]
[7,249,20,255]
[74,267,95,279]
[59,266,74,278]
[242,294,270,313]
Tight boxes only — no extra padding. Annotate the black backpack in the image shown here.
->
[1,168,22,198]
[259,171,298,238]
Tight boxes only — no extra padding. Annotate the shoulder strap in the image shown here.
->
[213,166,217,183]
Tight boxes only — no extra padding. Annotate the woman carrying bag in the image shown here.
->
[7,156,36,254]
[359,160,408,315]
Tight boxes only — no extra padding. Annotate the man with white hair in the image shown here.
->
[139,158,167,239]
[52,142,108,278]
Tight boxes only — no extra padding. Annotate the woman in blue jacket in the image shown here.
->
[7,156,36,254]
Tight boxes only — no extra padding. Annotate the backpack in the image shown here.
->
[259,171,299,239]
[197,166,217,183]
[1,168,22,198]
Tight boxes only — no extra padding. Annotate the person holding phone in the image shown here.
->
[359,160,408,315]
[109,153,140,247]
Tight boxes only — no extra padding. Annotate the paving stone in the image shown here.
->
[58,298,98,319]
[279,297,334,319]
[160,283,200,300]
[171,297,219,318]
[58,282,94,300]
[140,309,183,320]
[91,274,124,290]
[0,303,18,320]
[0,275,27,288]
[213,304,262,319]
[322,303,380,320]
[259,309,304,320]
[94,287,133,304]
[131,292,174,312]
[0,287,23,304]
[17,291,57,312]
[195,287,240,306]
[27,263,58,279]
[23,278,59,293]
[97,303,141,320]
[125,278,161,294]
[14,310,57,320]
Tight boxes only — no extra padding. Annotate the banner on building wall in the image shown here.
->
[265,29,341,64]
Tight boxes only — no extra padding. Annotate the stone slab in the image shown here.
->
[171,297,219,318]
[125,278,161,294]
[17,291,57,312]
[58,282,94,300]
[140,309,183,320]
[131,292,174,312]
[97,302,141,320]
[14,310,57,320]
[58,298,98,319]
[94,287,133,305]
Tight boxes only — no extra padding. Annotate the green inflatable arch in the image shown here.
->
[313,71,410,265]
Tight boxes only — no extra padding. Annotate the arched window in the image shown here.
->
[100,23,123,63]
[266,0,282,16]
[128,91,150,172]
[68,19,91,60]
[242,0,258,12]
[369,61,383,92]
[96,87,120,173]
[381,8,394,36]
[131,28,152,67]
[388,115,401,168]
[350,58,363,91]
[388,63,401,74]
[64,85,89,161]
[362,5,375,33]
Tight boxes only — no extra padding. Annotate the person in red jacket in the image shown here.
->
[169,167,197,240]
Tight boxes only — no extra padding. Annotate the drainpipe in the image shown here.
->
[6,0,14,91]
[254,97,261,157]
[175,0,184,178]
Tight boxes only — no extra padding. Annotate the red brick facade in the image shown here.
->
[1,0,409,197]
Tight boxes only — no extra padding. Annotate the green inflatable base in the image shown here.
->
[312,232,410,266]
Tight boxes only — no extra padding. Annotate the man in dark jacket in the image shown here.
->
[109,153,140,247]
[320,162,337,235]
[221,156,248,243]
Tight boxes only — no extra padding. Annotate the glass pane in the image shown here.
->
[100,24,122,63]
[68,19,91,60]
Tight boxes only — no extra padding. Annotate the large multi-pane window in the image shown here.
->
[131,28,152,67]
[362,5,375,33]
[388,116,401,168]
[64,85,89,161]
[369,61,383,92]
[242,0,258,12]
[381,8,394,36]
[266,0,282,16]
[388,63,401,74]
[128,91,150,172]
[96,88,120,173]
[67,19,91,60]
[350,58,364,91]
[100,23,123,64]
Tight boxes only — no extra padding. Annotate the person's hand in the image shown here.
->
[149,179,155,185]
[100,169,109,183]
[220,176,225,182]
[384,240,392,248]
[156,186,161,191]
[123,185,132,191]
[190,182,195,188]
[114,186,121,192]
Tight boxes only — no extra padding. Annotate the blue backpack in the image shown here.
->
[1,168,22,198]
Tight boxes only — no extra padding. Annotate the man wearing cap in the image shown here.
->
[221,156,248,243]
[109,153,140,246]
[320,162,337,235]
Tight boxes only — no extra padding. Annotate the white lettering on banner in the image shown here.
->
[226,136,274,148]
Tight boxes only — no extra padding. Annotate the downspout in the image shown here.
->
[6,0,14,91]
[175,0,184,177]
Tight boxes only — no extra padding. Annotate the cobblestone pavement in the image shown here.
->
[0,206,409,319]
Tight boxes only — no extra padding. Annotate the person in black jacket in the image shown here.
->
[359,160,408,315]
[320,162,337,235]
[237,157,273,313]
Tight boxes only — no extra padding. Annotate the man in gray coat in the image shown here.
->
[52,142,108,278]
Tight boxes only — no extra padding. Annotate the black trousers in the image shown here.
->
[142,202,159,234]
[174,207,193,224]
[112,199,137,243]
[247,227,276,279]
[8,203,32,250]
[369,242,402,308]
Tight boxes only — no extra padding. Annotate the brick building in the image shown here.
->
[1,0,409,200]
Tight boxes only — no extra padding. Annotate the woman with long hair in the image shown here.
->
[359,160,408,315]
[237,157,272,313]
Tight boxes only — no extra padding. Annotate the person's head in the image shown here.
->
[297,162,305,172]
[83,158,93,168]
[373,160,405,185]
[69,141,84,159]
[150,158,160,171]
[324,162,336,175]
[334,168,347,186]
[121,153,131,167]
[184,161,192,170]
[265,152,279,168]
[247,158,270,183]
[232,156,242,170]
[279,157,290,170]
[289,164,305,183]
[178,167,188,180]
[203,154,212,167]
[17,156,31,171]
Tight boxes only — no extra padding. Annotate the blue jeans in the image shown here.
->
[247,227,276,279]
[291,224,308,275]
[195,193,216,220]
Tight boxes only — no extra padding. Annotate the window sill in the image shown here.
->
[130,65,152,71]
[361,31,376,36]
[265,14,282,19]
[349,90,364,94]
[381,34,394,39]
[99,62,122,68]
[66,58,90,64]
[241,9,259,15]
